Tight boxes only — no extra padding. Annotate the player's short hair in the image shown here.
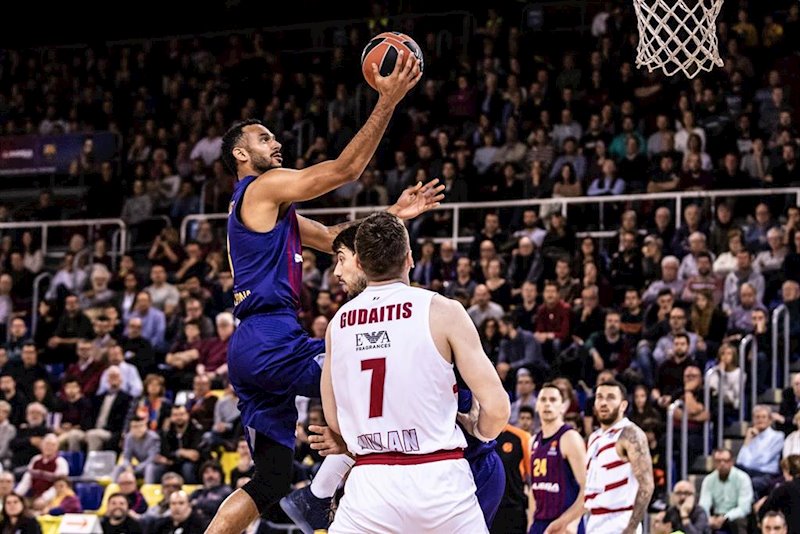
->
[539,382,565,401]
[595,379,628,398]
[221,119,264,175]
[332,224,360,254]
[355,212,409,282]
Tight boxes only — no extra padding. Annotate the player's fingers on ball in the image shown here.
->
[392,50,405,76]
[371,62,380,78]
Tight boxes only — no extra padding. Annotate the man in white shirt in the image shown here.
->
[190,125,223,167]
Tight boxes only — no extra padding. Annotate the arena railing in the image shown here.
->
[666,399,689,487]
[0,218,127,261]
[180,187,800,245]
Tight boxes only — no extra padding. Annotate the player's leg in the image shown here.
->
[470,450,506,528]
[280,454,355,534]
[206,430,293,534]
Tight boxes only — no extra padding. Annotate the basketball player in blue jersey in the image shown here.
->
[281,224,506,532]
[529,383,586,534]
[205,53,438,534]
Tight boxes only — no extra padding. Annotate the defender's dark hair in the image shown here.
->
[221,119,264,176]
[540,382,565,401]
[332,224,360,254]
[355,212,409,281]
[595,379,628,398]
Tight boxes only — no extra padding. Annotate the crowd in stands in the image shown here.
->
[0,0,798,532]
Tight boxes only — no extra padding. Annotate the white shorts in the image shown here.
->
[329,457,488,534]
[586,510,642,534]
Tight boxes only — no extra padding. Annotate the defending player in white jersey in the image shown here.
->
[585,380,654,534]
[321,212,510,533]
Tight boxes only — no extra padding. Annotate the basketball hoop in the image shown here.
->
[633,0,725,78]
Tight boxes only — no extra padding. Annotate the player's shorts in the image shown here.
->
[330,453,488,534]
[529,517,586,534]
[228,311,325,450]
[471,449,505,527]
[586,509,641,534]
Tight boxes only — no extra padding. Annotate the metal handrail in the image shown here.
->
[703,367,725,457]
[0,218,127,259]
[31,272,52,338]
[772,305,790,389]
[739,335,757,421]
[666,399,688,487]
[180,186,800,245]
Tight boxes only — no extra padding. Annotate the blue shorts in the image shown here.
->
[529,517,585,534]
[470,448,506,528]
[228,312,324,450]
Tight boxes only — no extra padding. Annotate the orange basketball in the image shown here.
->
[361,31,424,91]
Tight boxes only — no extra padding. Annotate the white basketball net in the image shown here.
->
[633,0,725,78]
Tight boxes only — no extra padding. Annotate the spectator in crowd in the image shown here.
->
[115,416,161,483]
[758,455,800,534]
[124,291,166,352]
[723,249,765,313]
[145,265,181,313]
[121,317,156,379]
[0,493,41,533]
[10,402,49,471]
[14,434,68,501]
[699,448,753,534]
[98,344,143,398]
[153,490,208,534]
[199,381,240,454]
[496,314,546,387]
[467,284,504,327]
[229,439,254,490]
[54,377,93,452]
[188,461,231,520]
[141,472,183,526]
[102,492,144,534]
[62,340,106,398]
[657,479,709,534]
[5,318,29,363]
[115,470,148,518]
[45,255,87,301]
[533,281,571,362]
[132,374,173,433]
[47,294,93,364]
[737,405,786,498]
[760,511,789,534]
[151,405,203,484]
[186,374,217,432]
[8,342,49,399]
[681,252,722,305]
[0,401,15,468]
[85,366,132,452]
[79,264,116,311]
[642,256,684,306]
[36,476,82,516]
[776,373,800,434]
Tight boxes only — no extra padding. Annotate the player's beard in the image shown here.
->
[346,274,369,298]
[596,404,622,426]
[252,152,280,173]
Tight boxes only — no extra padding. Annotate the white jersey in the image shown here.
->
[585,417,641,533]
[329,282,466,457]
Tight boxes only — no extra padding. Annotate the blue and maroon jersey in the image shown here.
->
[530,424,580,522]
[227,174,303,320]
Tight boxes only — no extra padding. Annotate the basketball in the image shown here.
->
[361,31,424,91]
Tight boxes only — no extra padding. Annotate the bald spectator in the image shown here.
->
[507,236,544,289]
[14,434,68,501]
[467,284,504,327]
[727,283,766,333]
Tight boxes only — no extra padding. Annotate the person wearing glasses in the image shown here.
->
[659,480,709,534]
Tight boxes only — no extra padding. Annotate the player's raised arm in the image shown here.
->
[250,52,420,205]
[618,424,655,534]
[434,295,510,440]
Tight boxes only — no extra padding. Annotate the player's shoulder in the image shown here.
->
[430,292,468,317]
[618,421,647,445]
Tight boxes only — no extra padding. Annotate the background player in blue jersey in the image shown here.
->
[529,383,587,534]
[206,53,442,534]
[280,224,506,533]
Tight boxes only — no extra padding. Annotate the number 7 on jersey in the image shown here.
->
[361,358,386,418]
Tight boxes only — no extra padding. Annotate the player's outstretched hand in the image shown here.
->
[308,424,348,456]
[388,178,445,220]
[372,50,422,106]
